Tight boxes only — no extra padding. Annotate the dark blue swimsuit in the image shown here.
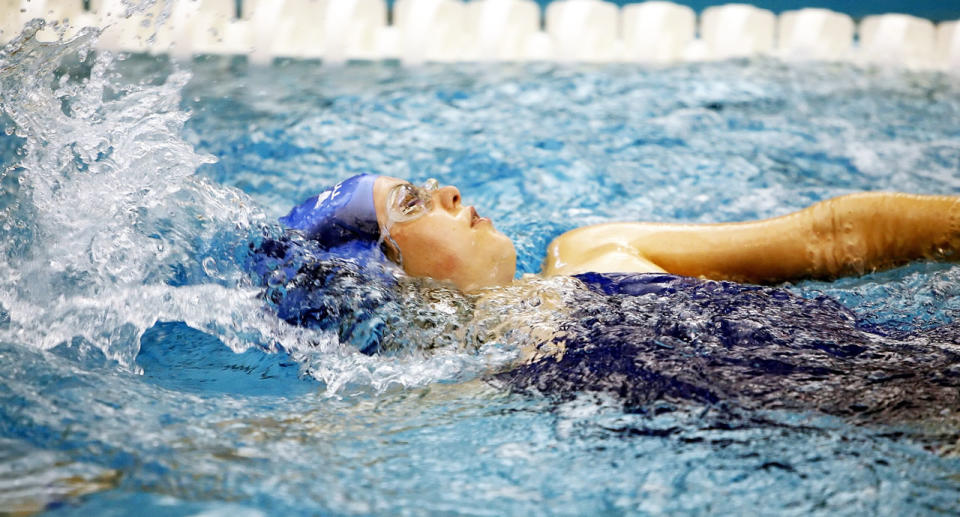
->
[251,236,960,425]
[497,272,960,425]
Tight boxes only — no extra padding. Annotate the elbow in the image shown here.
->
[805,198,869,278]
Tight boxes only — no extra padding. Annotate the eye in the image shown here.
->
[395,185,424,215]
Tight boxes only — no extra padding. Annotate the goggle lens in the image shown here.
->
[387,178,439,223]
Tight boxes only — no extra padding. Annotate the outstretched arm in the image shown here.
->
[544,193,960,283]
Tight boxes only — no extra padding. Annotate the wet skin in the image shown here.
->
[373,176,517,292]
[544,193,960,284]
[372,177,960,291]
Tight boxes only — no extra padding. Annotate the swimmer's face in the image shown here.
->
[373,176,517,292]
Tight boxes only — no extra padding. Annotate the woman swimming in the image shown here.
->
[278,173,960,290]
[261,174,960,436]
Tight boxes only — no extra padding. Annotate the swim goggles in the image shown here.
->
[386,178,439,223]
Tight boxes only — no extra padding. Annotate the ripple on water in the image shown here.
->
[1,18,960,516]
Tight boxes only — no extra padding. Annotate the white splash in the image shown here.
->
[0,23,285,367]
[0,21,527,392]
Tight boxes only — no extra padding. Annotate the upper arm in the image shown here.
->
[543,224,668,277]
[544,209,826,283]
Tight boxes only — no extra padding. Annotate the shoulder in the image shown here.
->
[543,223,668,276]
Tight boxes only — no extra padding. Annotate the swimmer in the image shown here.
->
[280,174,960,291]
[271,175,960,433]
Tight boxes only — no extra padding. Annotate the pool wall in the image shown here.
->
[1,0,957,69]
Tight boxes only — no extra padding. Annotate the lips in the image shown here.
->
[469,206,489,228]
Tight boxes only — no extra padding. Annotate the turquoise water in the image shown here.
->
[2,25,960,515]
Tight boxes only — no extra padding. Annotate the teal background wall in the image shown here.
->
[572,1,959,22]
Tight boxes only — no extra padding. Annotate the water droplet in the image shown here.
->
[267,270,286,288]
[202,256,217,276]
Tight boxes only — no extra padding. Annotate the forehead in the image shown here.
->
[373,176,413,222]
[376,176,407,191]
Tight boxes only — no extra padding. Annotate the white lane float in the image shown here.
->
[5,0,98,43]
[777,8,854,61]
[622,1,696,64]
[91,0,204,55]
[700,3,776,60]
[0,0,954,71]
[394,0,468,64]
[464,0,541,61]
[0,0,21,43]
[223,0,389,64]
[859,14,937,69]
[183,0,251,57]
[936,20,960,72]
[545,0,621,63]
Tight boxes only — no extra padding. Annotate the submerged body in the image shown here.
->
[500,272,960,433]
[255,234,960,438]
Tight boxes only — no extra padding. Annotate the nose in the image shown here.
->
[436,185,461,211]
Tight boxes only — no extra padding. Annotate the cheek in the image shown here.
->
[425,248,462,276]
[391,224,467,277]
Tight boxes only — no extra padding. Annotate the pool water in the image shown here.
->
[2,24,960,515]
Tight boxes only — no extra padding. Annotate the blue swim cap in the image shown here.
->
[279,174,380,248]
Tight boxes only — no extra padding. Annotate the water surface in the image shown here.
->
[1,26,959,515]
